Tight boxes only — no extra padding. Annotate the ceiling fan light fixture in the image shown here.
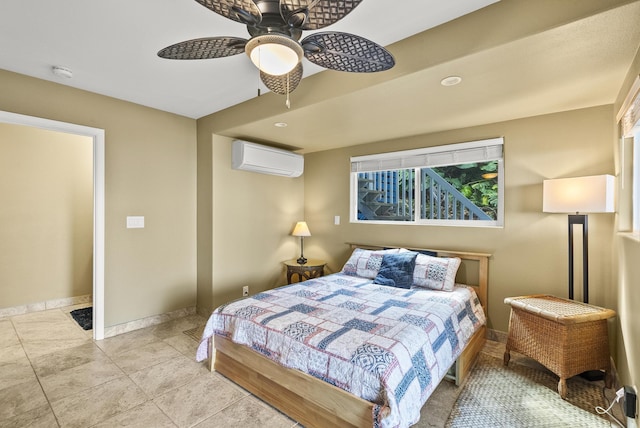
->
[246,35,303,76]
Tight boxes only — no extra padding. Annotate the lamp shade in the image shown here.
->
[543,175,615,213]
[292,221,311,237]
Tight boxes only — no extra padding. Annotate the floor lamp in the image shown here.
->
[542,175,615,303]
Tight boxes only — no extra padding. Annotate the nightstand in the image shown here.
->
[284,259,326,284]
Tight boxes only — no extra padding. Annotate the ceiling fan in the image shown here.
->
[158,0,395,96]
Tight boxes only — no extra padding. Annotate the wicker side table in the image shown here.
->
[503,294,615,399]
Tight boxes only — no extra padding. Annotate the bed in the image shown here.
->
[197,244,489,428]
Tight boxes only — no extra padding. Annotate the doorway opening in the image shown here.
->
[0,111,105,340]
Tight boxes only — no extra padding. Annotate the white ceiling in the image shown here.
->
[2,0,640,154]
[0,0,496,119]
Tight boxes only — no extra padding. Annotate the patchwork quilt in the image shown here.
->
[196,273,485,428]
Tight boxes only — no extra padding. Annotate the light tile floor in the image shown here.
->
[0,306,616,428]
[0,305,298,428]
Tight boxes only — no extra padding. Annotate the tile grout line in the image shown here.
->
[92,320,206,427]
[9,306,129,428]
[10,310,63,428]
[5,311,317,428]
[144,330,221,428]
[3,310,198,427]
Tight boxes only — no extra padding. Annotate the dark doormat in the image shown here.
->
[183,326,204,342]
[70,307,93,330]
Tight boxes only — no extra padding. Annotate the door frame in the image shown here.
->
[0,111,105,340]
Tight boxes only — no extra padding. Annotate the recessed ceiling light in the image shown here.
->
[274,122,288,128]
[440,76,462,86]
[52,66,73,79]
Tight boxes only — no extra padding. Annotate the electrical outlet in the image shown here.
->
[242,286,249,297]
[625,386,637,418]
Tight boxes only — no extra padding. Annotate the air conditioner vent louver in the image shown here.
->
[232,140,303,177]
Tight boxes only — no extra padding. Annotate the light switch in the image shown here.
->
[334,215,340,225]
[126,216,144,229]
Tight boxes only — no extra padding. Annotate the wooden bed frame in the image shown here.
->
[208,244,490,428]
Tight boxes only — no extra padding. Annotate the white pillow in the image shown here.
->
[341,248,401,279]
[412,253,461,291]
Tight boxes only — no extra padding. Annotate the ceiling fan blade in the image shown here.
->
[158,37,247,60]
[280,0,362,30]
[302,32,394,72]
[195,0,262,25]
[260,63,303,95]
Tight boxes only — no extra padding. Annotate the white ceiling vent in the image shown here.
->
[232,140,303,177]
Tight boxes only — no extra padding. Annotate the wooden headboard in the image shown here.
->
[347,243,490,315]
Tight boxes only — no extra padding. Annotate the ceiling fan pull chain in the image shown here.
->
[257,67,261,97]
[257,47,262,97]
[286,73,291,109]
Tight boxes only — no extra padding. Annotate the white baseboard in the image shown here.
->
[102,306,197,339]
[0,294,92,319]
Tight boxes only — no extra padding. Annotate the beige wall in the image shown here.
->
[2,59,635,395]
[0,124,93,307]
[613,48,640,388]
[195,118,305,314]
[0,69,197,327]
[304,105,616,335]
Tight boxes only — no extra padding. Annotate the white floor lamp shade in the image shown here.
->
[543,175,615,214]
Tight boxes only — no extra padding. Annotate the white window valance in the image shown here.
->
[618,75,640,138]
[351,137,504,172]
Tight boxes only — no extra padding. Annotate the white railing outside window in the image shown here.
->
[350,138,504,227]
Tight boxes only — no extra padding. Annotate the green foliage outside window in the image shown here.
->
[431,161,499,220]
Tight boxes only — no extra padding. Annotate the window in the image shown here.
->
[634,130,640,232]
[618,76,640,234]
[350,138,504,227]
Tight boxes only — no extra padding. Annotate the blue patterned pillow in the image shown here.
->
[373,252,418,289]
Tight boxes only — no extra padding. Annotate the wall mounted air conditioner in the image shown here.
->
[231,140,303,177]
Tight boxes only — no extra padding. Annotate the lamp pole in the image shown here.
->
[297,236,307,265]
[568,214,588,303]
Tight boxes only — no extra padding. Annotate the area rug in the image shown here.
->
[445,353,609,427]
[70,307,92,330]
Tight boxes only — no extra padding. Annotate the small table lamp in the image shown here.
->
[543,175,615,303]
[292,221,311,265]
